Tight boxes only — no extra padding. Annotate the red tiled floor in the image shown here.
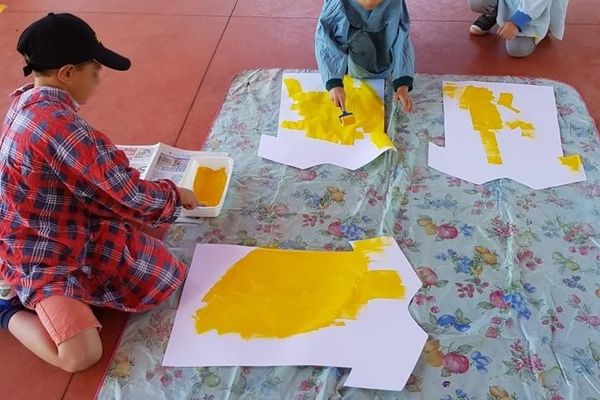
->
[175,16,318,149]
[0,11,228,145]
[407,0,478,21]
[566,0,600,24]
[0,308,127,400]
[233,0,322,19]
[2,0,237,16]
[0,330,71,400]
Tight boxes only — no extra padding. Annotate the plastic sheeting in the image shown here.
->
[98,69,600,400]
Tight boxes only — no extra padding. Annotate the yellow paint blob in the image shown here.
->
[0,4,6,13]
[559,154,583,172]
[193,167,227,207]
[444,82,536,165]
[281,76,393,149]
[194,237,405,339]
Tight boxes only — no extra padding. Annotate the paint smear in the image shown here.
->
[559,154,583,172]
[194,237,405,339]
[193,166,227,206]
[0,4,6,13]
[281,76,392,149]
[444,82,536,165]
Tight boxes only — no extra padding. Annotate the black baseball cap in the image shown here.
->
[17,13,131,76]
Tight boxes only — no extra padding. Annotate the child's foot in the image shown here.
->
[470,14,497,35]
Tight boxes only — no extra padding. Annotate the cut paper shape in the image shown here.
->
[429,81,587,189]
[163,237,426,392]
[258,73,396,170]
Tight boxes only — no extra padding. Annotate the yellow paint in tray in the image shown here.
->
[193,166,227,207]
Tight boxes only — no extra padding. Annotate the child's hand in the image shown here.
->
[176,187,199,210]
[498,21,519,40]
[394,86,413,113]
[329,87,346,110]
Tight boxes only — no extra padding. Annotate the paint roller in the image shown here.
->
[339,109,356,126]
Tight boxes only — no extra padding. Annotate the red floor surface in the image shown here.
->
[0,0,599,398]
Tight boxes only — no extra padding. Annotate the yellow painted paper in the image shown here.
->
[444,82,536,165]
[281,76,392,149]
[559,154,583,172]
[194,237,405,339]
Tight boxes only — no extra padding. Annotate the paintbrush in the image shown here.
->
[339,109,356,126]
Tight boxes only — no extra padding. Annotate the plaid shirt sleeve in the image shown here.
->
[40,116,181,226]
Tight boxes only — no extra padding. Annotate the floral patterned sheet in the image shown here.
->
[98,70,600,400]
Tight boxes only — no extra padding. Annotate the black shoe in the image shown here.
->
[470,14,497,35]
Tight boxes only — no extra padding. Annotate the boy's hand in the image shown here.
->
[329,87,346,110]
[498,21,519,40]
[394,86,413,113]
[176,187,199,210]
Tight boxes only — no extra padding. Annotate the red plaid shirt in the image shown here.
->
[0,85,186,311]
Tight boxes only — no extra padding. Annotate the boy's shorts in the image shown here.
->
[34,296,102,346]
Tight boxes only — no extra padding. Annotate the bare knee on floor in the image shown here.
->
[506,37,536,58]
[58,328,102,373]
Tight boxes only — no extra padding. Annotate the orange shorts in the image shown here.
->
[34,296,102,346]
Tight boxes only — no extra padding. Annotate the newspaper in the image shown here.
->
[118,143,219,223]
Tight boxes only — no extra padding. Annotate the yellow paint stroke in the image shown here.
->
[0,4,6,13]
[506,120,535,138]
[281,76,392,149]
[443,82,459,98]
[193,166,227,206]
[497,93,520,113]
[458,85,505,164]
[559,154,583,172]
[444,82,536,165]
[194,237,405,339]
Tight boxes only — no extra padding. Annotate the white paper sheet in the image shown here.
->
[163,237,426,392]
[429,81,587,190]
[258,73,395,170]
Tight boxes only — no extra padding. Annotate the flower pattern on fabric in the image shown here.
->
[98,70,600,400]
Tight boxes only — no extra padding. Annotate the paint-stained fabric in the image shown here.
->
[0,85,186,311]
[315,0,415,91]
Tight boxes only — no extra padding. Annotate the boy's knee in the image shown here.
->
[468,0,497,14]
[505,38,536,58]
[59,329,102,372]
[61,345,102,372]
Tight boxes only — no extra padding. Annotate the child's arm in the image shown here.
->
[41,121,183,226]
[511,0,552,31]
[315,0,348,92]
[390,0,415,112]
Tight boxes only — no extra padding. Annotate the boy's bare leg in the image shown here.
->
[8,311,102,372]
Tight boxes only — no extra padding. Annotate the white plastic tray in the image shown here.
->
[180,153,234,218]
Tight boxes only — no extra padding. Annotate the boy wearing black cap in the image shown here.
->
[0,13,198,372]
